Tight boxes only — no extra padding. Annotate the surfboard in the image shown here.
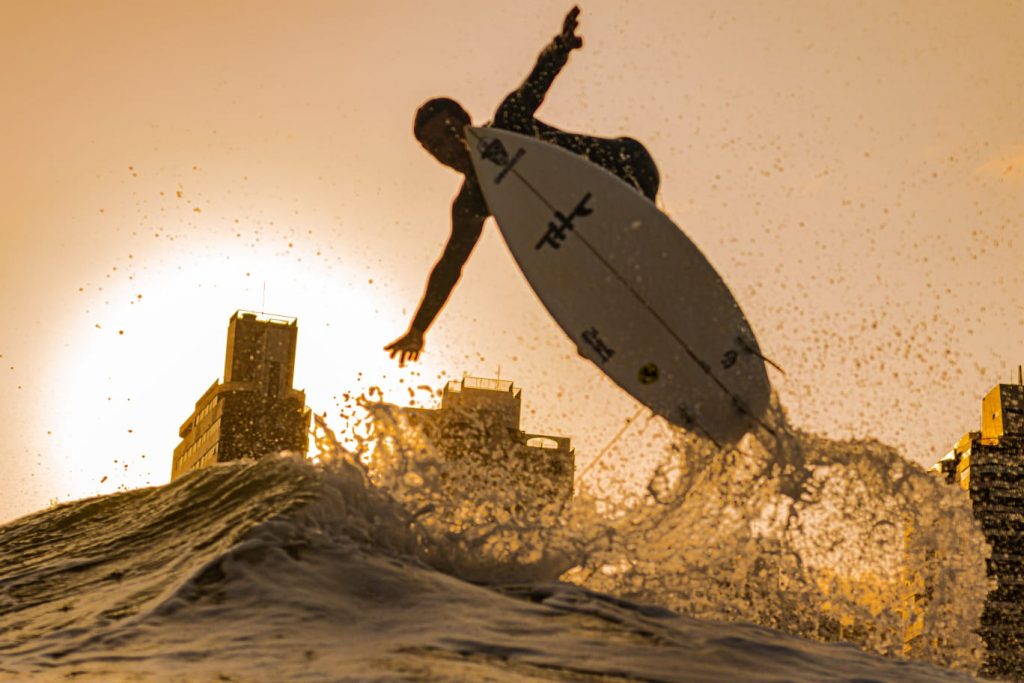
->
[465,126,772,445]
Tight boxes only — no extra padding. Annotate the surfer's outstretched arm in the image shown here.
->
[385,182,487,366]
[495,7,582,128]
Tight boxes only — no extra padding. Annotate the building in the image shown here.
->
[376,376,575,508]
[919,379,1024,679]
[171,310,310,480]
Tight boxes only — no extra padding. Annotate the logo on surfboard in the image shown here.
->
[581,326,615,363]
[638,363,659,384]
[536,192,594,250]
[477,137,525,184]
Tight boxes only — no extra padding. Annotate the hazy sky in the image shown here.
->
[1,1,1021,521]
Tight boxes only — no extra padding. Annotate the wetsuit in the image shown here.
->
[493,38,661,201]
[410,36,660,336]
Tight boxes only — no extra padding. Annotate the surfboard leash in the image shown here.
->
[575,405,647,483]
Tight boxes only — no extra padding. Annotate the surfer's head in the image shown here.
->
[415,98,472,173]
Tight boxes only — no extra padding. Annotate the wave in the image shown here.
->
[0,402,987,681]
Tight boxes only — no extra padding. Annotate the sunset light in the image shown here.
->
[1,3,1021,679]
[42,232,408,500]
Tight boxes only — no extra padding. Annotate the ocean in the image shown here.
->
[0,400,992,681]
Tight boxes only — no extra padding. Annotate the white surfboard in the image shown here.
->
[465,126,772,445]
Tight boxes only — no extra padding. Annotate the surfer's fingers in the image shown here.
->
[562,7,580,38]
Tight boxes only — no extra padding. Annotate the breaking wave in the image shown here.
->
[0,394,988,681]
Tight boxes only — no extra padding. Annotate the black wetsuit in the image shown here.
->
[411,37,660,335]
[493,40,660,200]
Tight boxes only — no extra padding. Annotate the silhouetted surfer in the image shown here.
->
[386,6,660,365]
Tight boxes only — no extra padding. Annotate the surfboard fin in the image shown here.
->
[736,336,785,375]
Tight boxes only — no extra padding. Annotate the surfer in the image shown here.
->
[386,6,661,366]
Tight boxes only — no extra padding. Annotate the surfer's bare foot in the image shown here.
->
[385,329,424,367]
[558,7,583,51]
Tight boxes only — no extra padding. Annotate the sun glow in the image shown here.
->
[43,233,420,502]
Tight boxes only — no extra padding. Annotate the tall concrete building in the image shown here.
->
[916,379,1024,680]
[171,311,310,480]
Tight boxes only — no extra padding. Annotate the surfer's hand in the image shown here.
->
[385,329,424,367]
[556,6,582,51]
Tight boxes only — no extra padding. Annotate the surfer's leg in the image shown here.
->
[557,132,660,201]
[509,123,661,200]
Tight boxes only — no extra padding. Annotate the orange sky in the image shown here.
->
[1,1,1021,521]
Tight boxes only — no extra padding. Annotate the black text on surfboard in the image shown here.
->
[495,149,525,184]
[535,192,594,250]
[476,137,525,185]
[581,326,615,363]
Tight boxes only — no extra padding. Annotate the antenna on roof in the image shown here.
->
[1018,364,1022,385]
[261,282,267,315]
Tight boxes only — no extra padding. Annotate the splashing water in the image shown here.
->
[0,391,989,681]
[350,390,991,673]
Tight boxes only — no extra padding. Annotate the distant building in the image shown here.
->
[910,379,1024,679]
[377,376,575,507]
[171,311,310,480]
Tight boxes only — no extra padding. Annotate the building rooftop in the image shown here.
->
[447,376,515,394]
[231,310,297,326]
